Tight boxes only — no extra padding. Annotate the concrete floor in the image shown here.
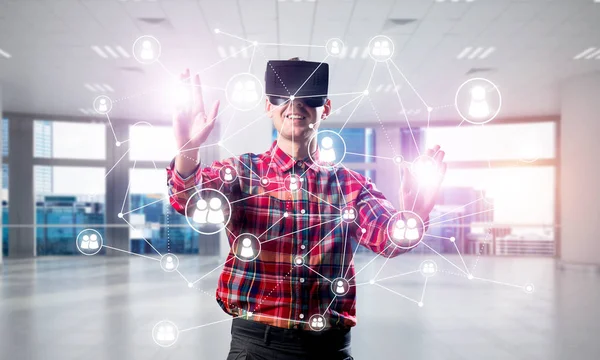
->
[1,253,598,360]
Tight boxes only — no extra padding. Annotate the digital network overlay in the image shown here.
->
[80,30,532,348]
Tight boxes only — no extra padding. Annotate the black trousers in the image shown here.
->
[226,318,353,360]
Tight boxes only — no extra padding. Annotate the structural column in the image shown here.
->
[560,71,600,267]
[105,122,130,256]
[8,116,35,257]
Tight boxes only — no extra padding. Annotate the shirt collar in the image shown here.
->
[268,141,319,173]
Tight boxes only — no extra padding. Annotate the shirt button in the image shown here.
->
[300,278,305,283]
[301,245,306,250]
[299,314,304,319]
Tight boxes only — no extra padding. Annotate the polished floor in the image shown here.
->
[1,252,598,360]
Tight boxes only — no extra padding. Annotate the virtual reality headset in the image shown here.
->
[265,60,329,107]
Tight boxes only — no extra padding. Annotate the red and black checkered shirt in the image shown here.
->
[167,141,411,329]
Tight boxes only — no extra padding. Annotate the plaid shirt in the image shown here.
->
[167,141,412,330]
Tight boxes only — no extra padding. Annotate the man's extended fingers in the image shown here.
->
[208,100,221,122]
[192,73,205,115]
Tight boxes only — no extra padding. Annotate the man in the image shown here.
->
[167,60,446,359]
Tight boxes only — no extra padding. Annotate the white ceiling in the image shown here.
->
[0,0,599,125]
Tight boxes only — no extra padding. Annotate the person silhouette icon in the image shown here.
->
[342,209,350,220]
[317,317,324,329]
[157,326,165,341]
[140,40,154,60]
[89,234,99,250]
[244,80,258,103]
[289,177,299,191]
[331,41,340,55]
[165,256,175,270]
[335,280,346,294]
[164,326,175,341]
[372,41,382,56]
[193,199,209,224]
[348,209,356,220]
[381,41,391,56]
[240,238,255,259]
[207,197,225,224]
[405,218,420,241]
[468,86,490,119]
[311,318,318,328]
[98,98,108,113]
[224,168,234,182]
[232,81,244,103]
[80,235,90,250]
[320,137,336,163]
[392,219,406,241]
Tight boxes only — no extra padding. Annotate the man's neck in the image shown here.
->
[276,137,316,160]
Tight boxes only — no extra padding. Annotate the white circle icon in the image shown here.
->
[152,320,179,347]
[325,38,345,57]
[308,130,347,169]
[308,314,326,331]
[185,188,232,235]
[76,229,103,256]
[232,233,261,262]
[410,155,442,187]
[294,256,304,267]
[386,211,426,250]
[368,35,394,62]
[455,78,502,125]
[93,95,113,115]
[330,278,350,296]
[160,253,179,272]
[133,35,161,64]
[523,283,535,294]
[285,174,302,193]
[225,73,264,111]
[341,206,357,223]
[419,260,437,278]
[220,165,237,184]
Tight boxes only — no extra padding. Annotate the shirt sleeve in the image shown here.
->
[354,177,428,258]
[166,157,240,216]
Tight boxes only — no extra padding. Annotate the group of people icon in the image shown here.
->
[392,217,420,242]
[156,325,176,342]
[193,197,225,225]
[335,280,347,295]
[468,86,490,119]
[422,262,436,275]
[372,40,391,57]
[223,167,235,182]
[330,41,341,55]
[320,137,337,163]
[140,40,155,61]
[164,256,176,270]
[311,316,325,329]
[239,238,255,259]
[232,80,259,104]
[80,234,99,250]
[342,209,356,221]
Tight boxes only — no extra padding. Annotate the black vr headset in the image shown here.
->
[265,60,329,108]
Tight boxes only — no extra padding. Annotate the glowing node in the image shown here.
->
[427,106,433,112]
[411,155,440,187]
[325,38,345,58]
[450,236,456,242]
[369,279,375,285]
[214,28,220,34]
[467,274,474,280]
[524,283,535,294]
[386,211,426,250]
[368,35,394,62]
[308,130,347,169]
[300,209,306,214]
[185,188,232,235]
[363,89,369,95]
[341,206,358,223]
[160,253,180,272]
[393,155,403,165]
[419,260,438,278]
[418,302,424,307]
[252,41,258,46]
[232,233,261,262]
[225,73,264,111]
[132,35,161,65]
[188,283,193,288]
[361,228,367,234]
[454,77,502,125]
[283,212,289,218]
[115,141,121,147]
[308,124,314,129]
[260,177,270,187]
[152,320,179,347]
[75,229,103,256]
[93,95,113,114]
[331,278,350,296]
[290,95,295,101]
[308,314,326,332]
[294,256,304,267]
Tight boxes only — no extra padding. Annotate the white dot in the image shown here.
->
[300,245,306,249]
[363,89,369,95]
[214,28,220,33]
[283,212,289,217]
[300,209,306,214]
[253,41,258,46]
[290,95,295,101]
[467,274,474,280]
[217,141,223,146]
[115,141,121,147]
[117,213,123,218]
[369,279,375,285]
[299,314,304,319]
[361,228,367,234]
[188,283,193,288]
[418,302,423,307]
[308,124,314,129]
[450,237,456,242]
[427,107,433,112]
[295,258,303,265]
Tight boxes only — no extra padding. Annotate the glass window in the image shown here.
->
[424,122,556,162]
[128,168,202,254]
[130,125,177,161]
[35,166,105,255]
[2,118,8,156]
[34,120,106,159]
